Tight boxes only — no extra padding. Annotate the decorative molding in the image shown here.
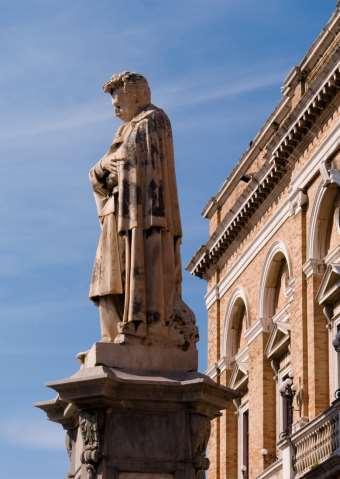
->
[201,10,340,221]
[317,262,340,307]
[244,318,269,345]
[217,356,227,374]
[190,414,211,476]
[258,240,293,321]
[205,285,219,310]
[206,363,219,380]
[303,258,325,278]
[79,410,103,479]
[188,63,340,278]
[325,245,340,265]
[204,124,339,306]
[286,277,296,302]
[257,459,283,479]
[205,356,227,379]
[290,121,340,192]
[329,168,340,186]
[288,188,308,216]
[336,206,340,234]
[219,202,292,300]
[222,287,250,358]
[273,303,291,329]
[229,347,249,391]
[266,323,290,361]
[306,168,340,263]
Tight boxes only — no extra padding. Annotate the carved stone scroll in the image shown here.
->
[79,410,103,479]
[190,414,211,478]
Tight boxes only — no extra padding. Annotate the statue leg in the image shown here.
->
[98,295,123,342]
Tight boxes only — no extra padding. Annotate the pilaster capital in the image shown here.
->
[289,188,308,216]
[329,168,340,187]
[302,258,325,278]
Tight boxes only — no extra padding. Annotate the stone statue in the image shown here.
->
[89,71,198,350]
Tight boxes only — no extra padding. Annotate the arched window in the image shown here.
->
[223,289,250,479]
[311,182,340,400]
[260,242,293,464]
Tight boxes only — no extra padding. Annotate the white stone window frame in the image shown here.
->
[329,311,340,400]
[237,399,249,479]
[336,205,340,234]
[276,363,293,444]
[322,251,340,401]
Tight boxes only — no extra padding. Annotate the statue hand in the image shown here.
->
[100,153,124,175]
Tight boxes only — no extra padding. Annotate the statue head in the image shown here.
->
[102,71,151,122]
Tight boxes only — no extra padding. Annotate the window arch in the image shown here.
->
[258,241,293,327]
[222,287,250,365]
[223,288,250,478]
[307,182,340,263]
[310,180,340,402]
[259,242,293,467]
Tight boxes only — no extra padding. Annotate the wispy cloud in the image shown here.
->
[0,65,287,144]
[155,67,287,111]
[0,100,111,143]
[1,418,64,450]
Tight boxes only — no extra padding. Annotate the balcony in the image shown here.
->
[292,400,340,478]
[257,459,282,479]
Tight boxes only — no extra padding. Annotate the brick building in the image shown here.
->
[188,5,340,479]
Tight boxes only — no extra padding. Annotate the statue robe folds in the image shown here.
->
[89,105,195,345]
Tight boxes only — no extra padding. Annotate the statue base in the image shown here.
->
[36,350,238,479]
[79,342,198,373]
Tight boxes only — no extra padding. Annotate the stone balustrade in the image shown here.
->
[292,402,340,477]
[257,459,282,479]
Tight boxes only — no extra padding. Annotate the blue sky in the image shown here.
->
[0,0,337,477]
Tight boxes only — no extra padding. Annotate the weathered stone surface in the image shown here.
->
[37,365,237,479]
[83,342,198,373]
[36,71,236,479]
[89,71,198,350]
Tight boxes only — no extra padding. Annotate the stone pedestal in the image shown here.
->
[36,344,237,479]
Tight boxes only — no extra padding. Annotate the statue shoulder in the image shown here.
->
[133,105,171,130]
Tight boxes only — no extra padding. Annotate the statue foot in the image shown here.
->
[113,333,126,344]
[114,321,147,345]
[101,335,115,343]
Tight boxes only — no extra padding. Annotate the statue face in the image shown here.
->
[112,88,138,122]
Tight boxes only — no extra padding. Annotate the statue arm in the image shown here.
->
[89,159,110,215]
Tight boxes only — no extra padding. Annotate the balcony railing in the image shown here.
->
[292,401,340,477]
[257,459,282,479]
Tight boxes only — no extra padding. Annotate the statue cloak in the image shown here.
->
[89,105,187,334]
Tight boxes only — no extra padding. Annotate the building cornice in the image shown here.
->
[188,58,340,279]
[202,121,340,308]
[201,11,340,221]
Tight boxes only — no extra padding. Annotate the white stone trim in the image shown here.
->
[336,206,340,234]
[258,240,293,321]
[257,459,283,479]
[288,188,308,216]
[290,120,340,192]
[307,172,340,264]
[273,304,291,330]
[325,245,340,265]
[222,287,250,359]
[219,201,292,299]
[329,168,340,187]
[205,363,219,380]
[237,401,249,479]
[205,285,219,309]
[244,318,269,345]
[205,356,228,379]
[205,121,340,306]
[302,258,325,278]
